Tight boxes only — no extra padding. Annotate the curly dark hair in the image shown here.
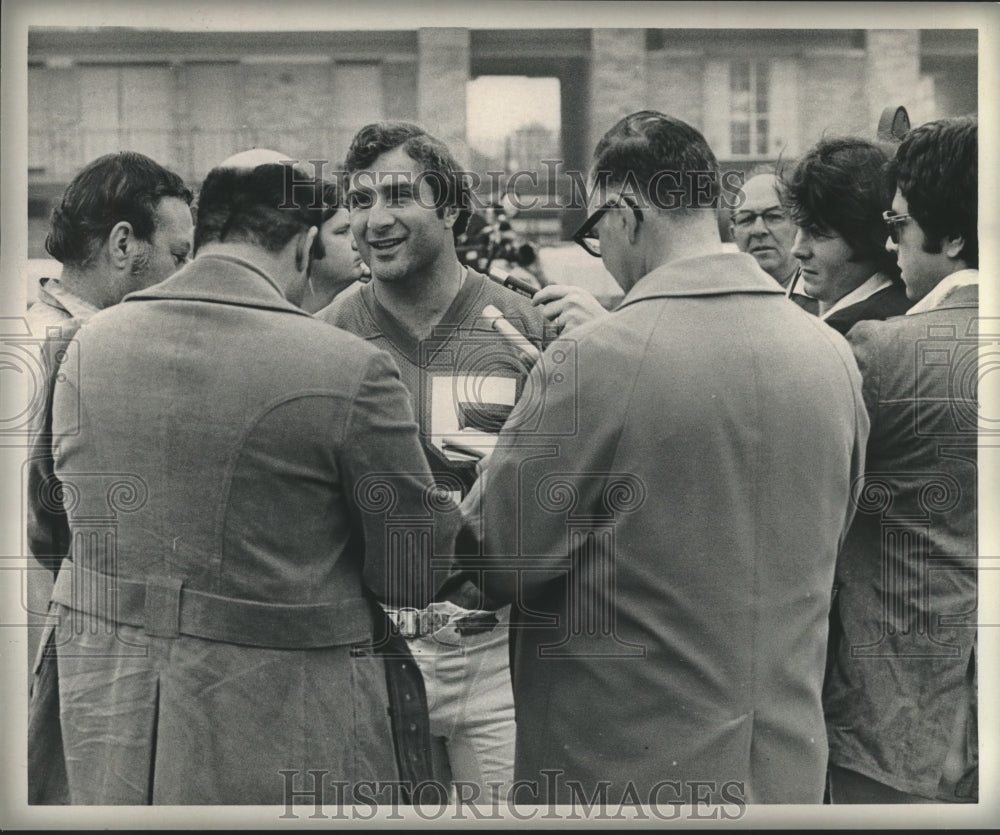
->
[886,116,977,268]
[344,121,471,237]
[780,137,898,276]
[194,163,324,254]
[45,151,192,268]
[591,110,720,212]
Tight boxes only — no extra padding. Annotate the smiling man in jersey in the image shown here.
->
[321,121,551,800]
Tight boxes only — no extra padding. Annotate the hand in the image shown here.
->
[532,284,609,334]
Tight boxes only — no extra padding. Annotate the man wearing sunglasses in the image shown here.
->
[824,116,979,804]
[463,110,869,804]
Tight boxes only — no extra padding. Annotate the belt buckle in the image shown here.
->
[396,607,421,639]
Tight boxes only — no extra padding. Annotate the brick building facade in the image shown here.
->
[27,27,976,250]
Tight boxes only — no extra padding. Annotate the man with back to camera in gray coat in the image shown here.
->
[460,110,870,805]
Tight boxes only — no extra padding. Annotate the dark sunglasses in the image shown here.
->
[882,210,912,244]
[572,197,644,257]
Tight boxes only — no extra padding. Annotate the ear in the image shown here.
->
[107,221,136,269]
[297,226,319,272]
[943,233,965,261]
[441,205,459,230]
[622,205,640,245]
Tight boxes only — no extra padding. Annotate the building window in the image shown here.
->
[729,61,770,156]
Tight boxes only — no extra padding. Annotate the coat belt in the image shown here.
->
[50,561,373,649]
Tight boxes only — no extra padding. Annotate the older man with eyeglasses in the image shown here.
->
[729,168,819,315]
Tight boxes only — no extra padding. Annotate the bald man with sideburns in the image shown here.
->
[45,148,456,804]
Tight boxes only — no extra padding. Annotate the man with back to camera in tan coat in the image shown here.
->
[46,148,456,804]
[460,110,870,805]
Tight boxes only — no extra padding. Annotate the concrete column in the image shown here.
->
[865,30,921,130]
[417,28,470,160]
[589,29,648,154]
[172,63,191,180]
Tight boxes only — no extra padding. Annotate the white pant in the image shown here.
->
[405,601,515,800]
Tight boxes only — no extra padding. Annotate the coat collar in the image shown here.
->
[820,272,894,322]
[122,253,311,317]
[617,252,785,311]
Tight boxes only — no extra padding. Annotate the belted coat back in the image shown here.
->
[50,254,453,804]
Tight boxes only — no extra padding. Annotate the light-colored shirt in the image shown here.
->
[905,268,979,316]
[26,276,101,335]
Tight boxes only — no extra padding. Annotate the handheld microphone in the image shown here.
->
[487,267,537,299]
[481,304,542,362]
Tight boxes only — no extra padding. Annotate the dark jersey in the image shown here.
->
[322,268,553,496]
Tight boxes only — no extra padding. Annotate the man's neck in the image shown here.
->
[372,260,465,341]
[57,266,113,310]
[644,221,725,278]
[300,279,351,315]
[776,264,799,290]
[197,242,292,296]
[817,268,880,317]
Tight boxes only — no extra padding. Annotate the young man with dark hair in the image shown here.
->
[298,179,368,313]
[322,121,549,798]
[824,116,979,804]
[884,116,978,298]
[782,137,911,334]
[462,110,869,804]
[44,149,453,804]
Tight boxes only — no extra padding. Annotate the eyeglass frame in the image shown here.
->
[729,205,790,231]
[881,209,913,244]
[572,196,644,258]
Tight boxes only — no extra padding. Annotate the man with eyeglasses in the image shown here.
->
[729,168,818,315]
[461,110,869,804]
[824,116,979,804]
